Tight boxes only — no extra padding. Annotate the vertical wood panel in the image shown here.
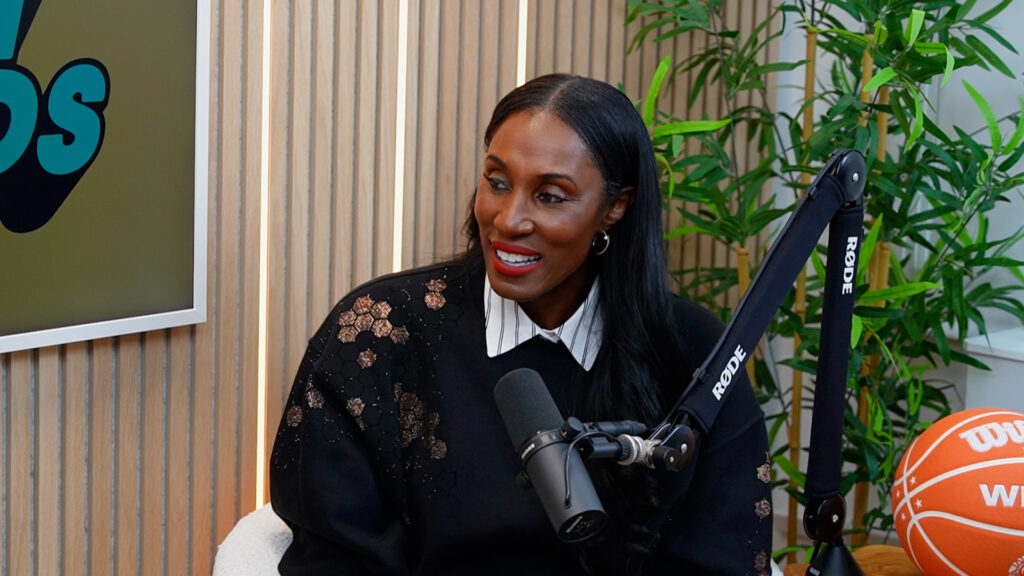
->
[404,0,433,267]
[409,0,441,266]
[353,0,380,281]
[238,0,264,529]
[140,335,165,576]
[309,0,336,329]
[36,348,59,576]
[554,0,573,72]
[267,0,293,443]
[116,335,142,575]
[89,340,114,576]
[166,329,191,576]
[331,0,359,298]
[62,342,87,576]
[375,1,400,276]
[607,0,628,83]
[453,1,480,253]
[498,1,519,98]
[434,0,461,259]
[191,323,213,569]
[572,1,592,75]
[9,352,33,576]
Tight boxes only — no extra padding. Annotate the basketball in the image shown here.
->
[892,408,1024,575]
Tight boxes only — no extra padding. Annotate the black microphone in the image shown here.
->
[493,368,606,542]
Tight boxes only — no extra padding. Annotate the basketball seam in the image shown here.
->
[906,520,971,576]
[894,456,1024,544]
[906,510,1024,537]
[895,456,1024,514]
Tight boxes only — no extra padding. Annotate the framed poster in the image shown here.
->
[0,0,209,353]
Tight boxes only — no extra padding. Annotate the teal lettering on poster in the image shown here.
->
[0,0,110,233]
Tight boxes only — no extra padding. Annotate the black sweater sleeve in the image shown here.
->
[269,297,411,576]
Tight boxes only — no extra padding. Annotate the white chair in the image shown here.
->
[213,504,293,576]
[212,504,783,575]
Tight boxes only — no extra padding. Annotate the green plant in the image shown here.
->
[628,0,1024,553]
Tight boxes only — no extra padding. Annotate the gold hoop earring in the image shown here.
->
[592,230,610,255]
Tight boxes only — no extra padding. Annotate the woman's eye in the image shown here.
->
[536,190,567,204]
[486,176,510,192]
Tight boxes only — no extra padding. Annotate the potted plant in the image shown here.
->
[627,0,1024,560]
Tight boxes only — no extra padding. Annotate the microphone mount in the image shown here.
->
[557,417,696,472]
[648,148,867,575]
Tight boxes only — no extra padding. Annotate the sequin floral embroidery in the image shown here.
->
[755,498,772,520]
[337,294,408,344]
[346,397,367,430]
[305,377,324,409]
[394,383,447,460]
[424,278,446,310]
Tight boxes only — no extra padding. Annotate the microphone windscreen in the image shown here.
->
[493,368,563,448]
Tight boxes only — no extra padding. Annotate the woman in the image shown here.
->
[270,74,773,575]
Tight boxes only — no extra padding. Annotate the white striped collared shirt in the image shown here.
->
[483,274,603,371]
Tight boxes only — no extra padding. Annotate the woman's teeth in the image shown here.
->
[496,249,541,266]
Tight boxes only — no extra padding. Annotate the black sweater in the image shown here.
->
[270,262,773,575]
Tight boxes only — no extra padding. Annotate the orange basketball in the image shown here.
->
[892,408,1024,576]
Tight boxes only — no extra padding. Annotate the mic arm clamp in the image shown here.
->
[560,417,696,472]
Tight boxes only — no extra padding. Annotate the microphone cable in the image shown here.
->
[563,430,613,508]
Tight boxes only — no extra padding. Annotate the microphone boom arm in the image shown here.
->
[653,149,868,574]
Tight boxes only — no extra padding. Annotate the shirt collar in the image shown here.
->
[483,274,603,371]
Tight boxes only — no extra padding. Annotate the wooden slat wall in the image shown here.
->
[1,1,778,573]
[0,1,263,574]
[402,0,520,268]
[264,0,402,494]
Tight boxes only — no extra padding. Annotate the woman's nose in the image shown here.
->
[494,190,534,236]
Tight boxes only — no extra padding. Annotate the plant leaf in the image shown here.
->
[972,0,1015,24]
[644,55,672,127]
[956,0,979,21]
[858,282,941,305]
[962,79,1002,154]
[965,34,1015,78]
[858,215,884,284]
[904,86,925,151]
[652,119,731,140]
[1004,98,1024,152]
[851,315,863,348]
[750,61,807,75]
[904,9,925,46]
[863,66,898,93]
[773,455,806,486]
[914,41,955,87]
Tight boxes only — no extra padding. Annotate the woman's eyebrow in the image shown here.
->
[485,154,579,188]
[485,154,508,170]
[537,172,578,187]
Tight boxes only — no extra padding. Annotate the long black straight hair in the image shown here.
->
[457,74,683,573]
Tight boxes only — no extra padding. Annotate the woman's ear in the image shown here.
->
[602,187,634,228]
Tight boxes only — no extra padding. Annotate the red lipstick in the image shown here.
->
[490,241,541,277]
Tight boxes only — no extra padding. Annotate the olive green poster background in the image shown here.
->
[0,0,203,349]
